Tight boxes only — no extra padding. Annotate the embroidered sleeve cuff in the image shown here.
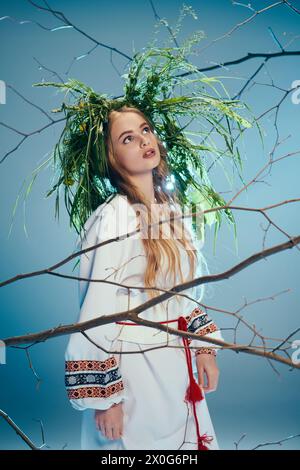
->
[65,356,126,411]
[185,307,223,354]
[195,347,217,357]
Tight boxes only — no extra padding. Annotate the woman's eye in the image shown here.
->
[123,135,133,144]
[123,126,150,144]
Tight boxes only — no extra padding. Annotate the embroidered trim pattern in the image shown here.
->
[184,307,218,346]
[195,347,217,357]
[66,357,117,372]
[195,323,218,336]
[65,356,124,400]
[185,307,207,324]
[185,307,218,334]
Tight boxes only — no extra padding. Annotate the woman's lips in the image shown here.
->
[143,149,156,158]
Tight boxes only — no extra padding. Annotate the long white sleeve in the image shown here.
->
[65,200,134,411]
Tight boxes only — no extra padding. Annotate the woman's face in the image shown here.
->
[109,112,161,176]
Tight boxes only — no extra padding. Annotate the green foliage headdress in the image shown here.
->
[32,31,255,243]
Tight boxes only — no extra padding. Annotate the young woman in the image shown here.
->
[64,106,224,450]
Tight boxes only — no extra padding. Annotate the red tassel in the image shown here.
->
[178,316,214,451]
[178,316,203,403]
[185,375,203,403]
[198,434,214,450]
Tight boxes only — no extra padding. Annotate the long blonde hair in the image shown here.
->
[104,106,199,301]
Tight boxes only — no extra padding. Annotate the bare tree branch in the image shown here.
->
[196,2,285,54]
[0,117,66,164]
[252,433,300,450]
[0,409,39,450]
[2,234,300,371]
[26,0,133,61]
[182,50,300,75]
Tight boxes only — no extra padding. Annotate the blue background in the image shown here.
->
[0,0,299,450]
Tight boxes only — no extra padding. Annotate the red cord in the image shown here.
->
[177,316,213,450]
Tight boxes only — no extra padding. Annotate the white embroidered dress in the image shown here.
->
[65,194,224,450]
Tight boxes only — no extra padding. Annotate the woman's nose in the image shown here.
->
[141,136,150,146]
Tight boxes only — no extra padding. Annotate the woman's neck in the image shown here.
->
[128,173,156,204]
